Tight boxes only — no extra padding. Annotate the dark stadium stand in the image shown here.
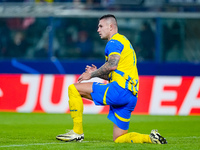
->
[0,1,200,76]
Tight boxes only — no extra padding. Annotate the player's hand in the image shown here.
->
[78,72,92,83]
[85,64,97,73]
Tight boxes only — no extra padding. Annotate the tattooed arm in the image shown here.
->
[78,54,120,82]
[91,54,120,80]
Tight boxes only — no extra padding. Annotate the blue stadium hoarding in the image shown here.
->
[0,59,200,76]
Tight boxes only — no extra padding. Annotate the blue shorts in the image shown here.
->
[91,81,137,130]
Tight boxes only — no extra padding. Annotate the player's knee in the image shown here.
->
[68,84,75,92]
[68,84,79,97]
[69,83,79,92]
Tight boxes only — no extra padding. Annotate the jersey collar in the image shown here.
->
[109,33,119,41]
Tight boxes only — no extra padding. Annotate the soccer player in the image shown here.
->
[56,14,167,144]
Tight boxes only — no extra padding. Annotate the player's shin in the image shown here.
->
[114,132,152,144]
[68,84,83,134]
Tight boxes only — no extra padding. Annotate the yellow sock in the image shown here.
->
[115,132,152,144]
[68,84,83,134]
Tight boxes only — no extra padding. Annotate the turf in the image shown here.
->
[0,112,199,150]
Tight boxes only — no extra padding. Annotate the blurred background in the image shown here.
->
[0,0,200,75]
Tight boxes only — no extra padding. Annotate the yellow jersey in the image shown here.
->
[105,33,139,97]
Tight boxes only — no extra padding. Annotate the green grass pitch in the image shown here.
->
[0,112,200,150]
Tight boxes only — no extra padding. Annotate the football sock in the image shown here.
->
[114,132,152,144]
[68,84,83,134]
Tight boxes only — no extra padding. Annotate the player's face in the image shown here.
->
[97,19,110,40]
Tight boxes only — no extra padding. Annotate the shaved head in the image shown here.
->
[99,14,118,28]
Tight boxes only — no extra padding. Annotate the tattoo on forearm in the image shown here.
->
[99,74,109,80]
[91,54,120,79]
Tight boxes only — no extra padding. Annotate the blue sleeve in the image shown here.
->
[105,40,124,56]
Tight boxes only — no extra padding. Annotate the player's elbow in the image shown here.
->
[110,65,118,71]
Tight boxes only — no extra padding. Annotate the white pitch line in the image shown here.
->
[171,136,200,139]
[0,143,65,148]
[0,141,101,148]
[82,140,101,143]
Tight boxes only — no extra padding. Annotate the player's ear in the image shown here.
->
[110,24,113,31]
